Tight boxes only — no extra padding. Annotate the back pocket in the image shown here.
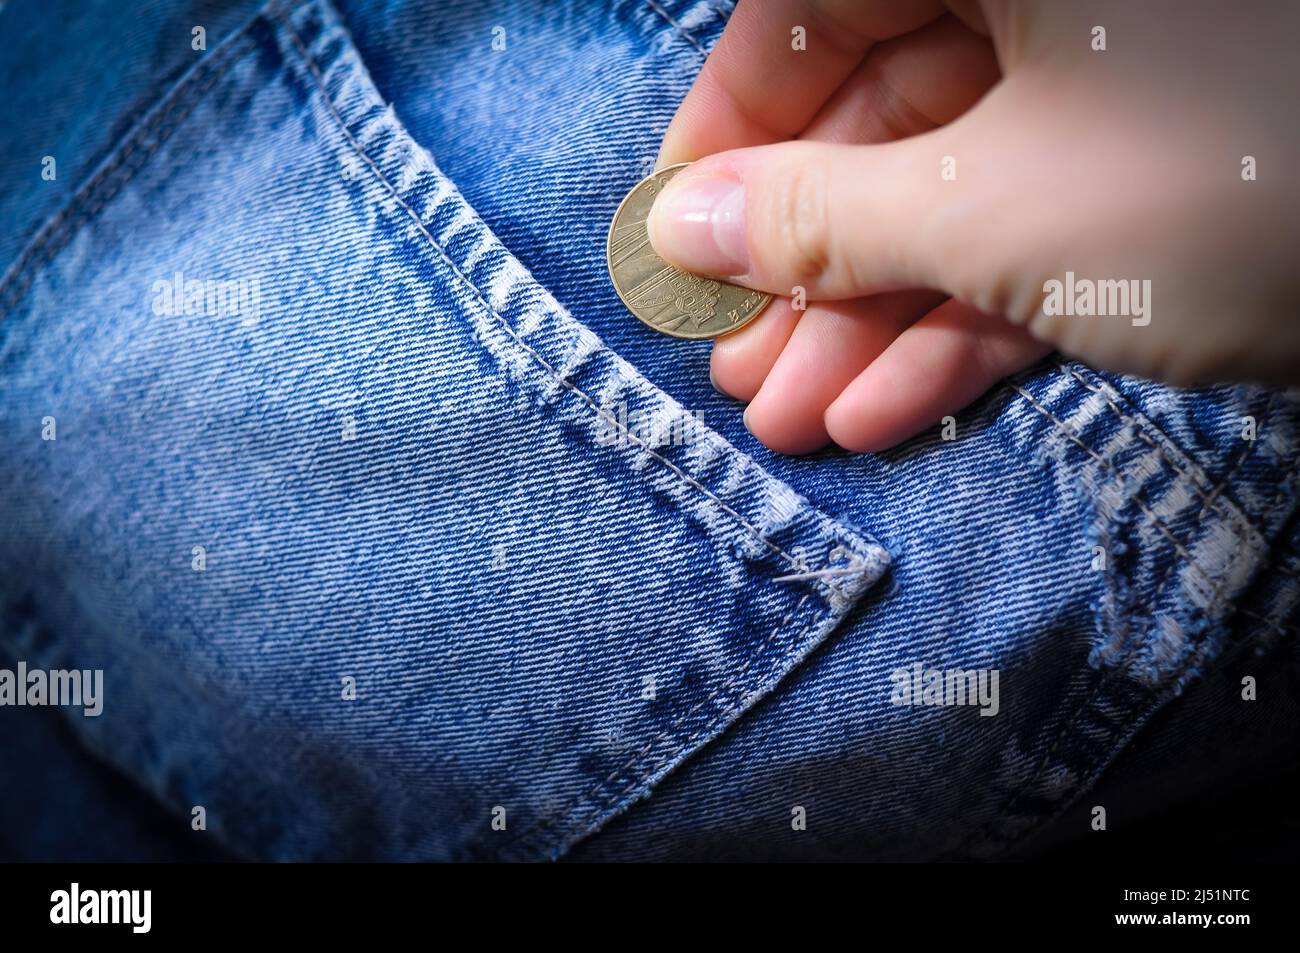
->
[0,0,890,860]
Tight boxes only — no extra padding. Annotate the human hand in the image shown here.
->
[647,0,1300,453]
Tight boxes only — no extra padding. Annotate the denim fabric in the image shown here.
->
[1,0,1297,862]
[0,0,269,269]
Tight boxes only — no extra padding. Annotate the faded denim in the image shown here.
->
[1,0,1297,862]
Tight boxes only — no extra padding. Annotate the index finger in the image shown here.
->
[657,0,947,168]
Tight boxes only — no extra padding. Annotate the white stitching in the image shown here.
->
[1014,384,1232,609]
[275,10,877,599]
[1061,364,1263,540]
[642,0,709,56]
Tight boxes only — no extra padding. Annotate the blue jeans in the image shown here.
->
[1,0,1297,861]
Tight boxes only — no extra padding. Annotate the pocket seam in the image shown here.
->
[273,5,874,597]
[1060,364,1265,544]
[641,0,710,56]
[0,0,308,322]
[273,0,891,859]
[498,587,818,860]
[959,371,1299,859]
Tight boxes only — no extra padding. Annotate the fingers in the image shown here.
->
[824,298,1051,452]
[710,298,802,401]
[801,13,1000,145]
[738,290,946,454]
[646,116,987,301]
[656,0,946,167]
[708,15,1000,404]
[657,3,1048,456]
[719,294,1049,455]
[704,12,1007,454]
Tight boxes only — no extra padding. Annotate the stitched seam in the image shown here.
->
[965,385,1251,849]
[0,0,308,320]
[1014,386,1236,601]
[501,590,820,859]
[968,384,1294,855]
[1225,449,1300,641]
[1061,364,1264,540]
[0,48,249,314]
[1191,391,1271,524]
[1136,393,1269,629]
[985,554,1300,859]
[989,600,1299,861]
[1008,383,1255,742]
[643,0,709,56]
[277,11,862,856]
[707,0,736,26]
[274,10,869,593]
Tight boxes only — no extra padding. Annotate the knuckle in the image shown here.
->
[929,197,1055,329]
[761,157,834,286]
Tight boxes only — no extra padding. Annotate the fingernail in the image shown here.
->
[742,406,753,434]
[647,173,748,277]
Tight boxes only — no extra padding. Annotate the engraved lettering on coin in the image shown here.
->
[607,163,770,339]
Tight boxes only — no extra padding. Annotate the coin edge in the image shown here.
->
[606,163,769,341]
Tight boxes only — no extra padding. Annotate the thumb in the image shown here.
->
[646,121,986,302]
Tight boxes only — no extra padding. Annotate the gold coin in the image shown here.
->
[607,162,770,340]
